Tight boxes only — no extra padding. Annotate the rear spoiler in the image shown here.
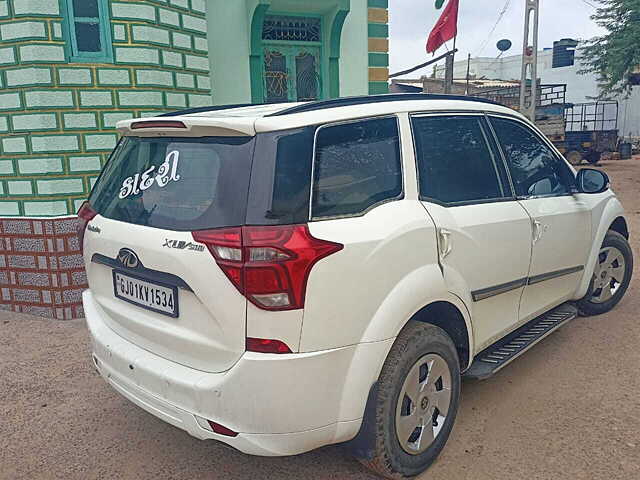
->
[116,116,256,137]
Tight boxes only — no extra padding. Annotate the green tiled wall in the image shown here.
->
[0,0,211,216]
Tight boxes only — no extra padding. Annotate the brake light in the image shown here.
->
[130,120,186,130]
[246,337,292,354]
[77,201,97,255]
[192,225,343,311]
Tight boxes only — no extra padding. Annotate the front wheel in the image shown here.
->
[577,230,633,316]
[359,322,461,479]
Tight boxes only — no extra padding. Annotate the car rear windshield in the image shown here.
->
[89,136,255,231]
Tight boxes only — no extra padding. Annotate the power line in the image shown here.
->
[578,0,598,8]
[475,0,512,56]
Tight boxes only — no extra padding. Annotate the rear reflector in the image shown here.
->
[207,421,239,437]
[192,224,343,311]
[77,201,97,255]
[131,120,187,130]
[246,337,292,354]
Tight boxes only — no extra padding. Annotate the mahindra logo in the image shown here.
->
[117,248,139,269]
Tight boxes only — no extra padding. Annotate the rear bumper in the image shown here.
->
[83,290,393,456]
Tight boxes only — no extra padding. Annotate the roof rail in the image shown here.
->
[158,103,258,117]
[265,93,502,117]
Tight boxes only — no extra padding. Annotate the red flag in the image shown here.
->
[426,0,459,54]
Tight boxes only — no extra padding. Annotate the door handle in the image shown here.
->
[437,228,453,260]
[532,220,548,244]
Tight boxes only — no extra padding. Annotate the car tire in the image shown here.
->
[359,322,461,479]
[577,230,633,316]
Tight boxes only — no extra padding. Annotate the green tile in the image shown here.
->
[58,68,92,85]
[368,23,389,38]
[12,113,57,131]
[18,157,63,175]
[23,201,69,217]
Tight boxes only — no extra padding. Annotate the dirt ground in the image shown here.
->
[1,159,639,480]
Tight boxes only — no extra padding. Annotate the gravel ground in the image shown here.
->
[1,160,639,480]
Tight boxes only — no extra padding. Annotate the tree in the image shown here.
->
[579,0,640,97]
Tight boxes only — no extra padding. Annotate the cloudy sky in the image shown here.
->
[389,0,604,77]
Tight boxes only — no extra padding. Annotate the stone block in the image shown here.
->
[18,272,49,286]
[85,134,118,151]
[189,94,211,107]
[136,69,173,86]
[176,73,195,89]
[116,47,160,65]
[58,68,92,85]
[31,135,79,153]
[53,218,78,235]
[158,8,180,26]
[132,25,170,45]
[72,270,87,285]
[193,36,208,52]
[97,68,130,85]
[80,91,113,107]
[23,201,68,217]
[2,137,27,154]
[0,92,22,110]
[162,51,183,68]
[0,46,16,65]
[172,32,192,49]
[182,14,207,33]
[13,289,40,302]
[0,21,46,41]
[119,91,163,107]
[102,112,134,128]
[12,0,60,16]
[0,160,14,175]
[113,24,127,41]
[69,156,101,172]
[8,181,32,195]
[12,113,57,131]
[185,54,209,72]
[196,75,211,90]
[165,92,187,108]
[0,203,19,216]
[25,90,74,109]
[18,158,63,175]
[19,44,65,63]
[111,2,156,21]
[37,178,84,195]
[5,67,51,87]
[13,238,45,253]
[58,254,84,269]
[63,113,97,130]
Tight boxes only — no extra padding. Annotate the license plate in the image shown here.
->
[113,271,178,317]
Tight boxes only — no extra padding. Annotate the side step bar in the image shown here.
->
[464,303,578,380]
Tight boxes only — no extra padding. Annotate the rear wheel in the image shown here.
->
[577,231,633,316]
[360,322,461,479]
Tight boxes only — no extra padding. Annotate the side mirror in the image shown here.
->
[576,168,609,194]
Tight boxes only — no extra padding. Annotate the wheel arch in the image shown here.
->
[610,216,629,239]
[409,300,471,371]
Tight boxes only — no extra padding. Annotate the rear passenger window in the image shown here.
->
[412,115,506,204]
[312,117,402,218]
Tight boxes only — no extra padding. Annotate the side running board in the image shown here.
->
[464,303,578,380]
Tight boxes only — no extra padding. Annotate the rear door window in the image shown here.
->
[90,136,255,231]
[312,117,402,219]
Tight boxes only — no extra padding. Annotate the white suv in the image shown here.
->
[80,94,633,479]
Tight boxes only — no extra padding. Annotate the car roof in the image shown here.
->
[116,94,524,136]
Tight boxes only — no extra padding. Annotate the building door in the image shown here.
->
[262,15,323,103]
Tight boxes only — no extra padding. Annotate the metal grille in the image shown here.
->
[262,15,321,42]
[565,101,619,132]
[264,49,289,103]
[295,52,319,101]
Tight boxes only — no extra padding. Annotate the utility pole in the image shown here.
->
[519,0,539,121]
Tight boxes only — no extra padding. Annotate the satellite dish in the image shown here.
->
[497,39,513,52]
[435,0,445,8]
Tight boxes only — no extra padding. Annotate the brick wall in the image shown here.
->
[0,216,86,319]
[0,0,211,217]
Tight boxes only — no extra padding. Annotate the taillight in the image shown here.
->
[130,120,187,129]
[246,337,293,354]
[77,201,97,255]
[192,224,343,311]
